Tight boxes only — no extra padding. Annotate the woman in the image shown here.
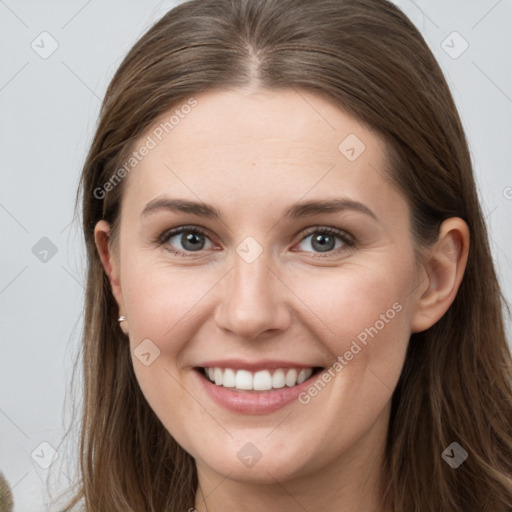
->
[62,0,512,510]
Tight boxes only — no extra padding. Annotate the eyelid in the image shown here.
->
[298,225,355,244]
[292,225,356,258]
[157,225,212,244]
[157,225,216,255]
[157,224,355,257]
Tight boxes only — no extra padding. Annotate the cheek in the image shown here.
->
[124,248,415,379]
[286,263,413,454]
[292,261,413,358]
[120,243,416,477]
[121,256,217,348]
[287,259,415,431]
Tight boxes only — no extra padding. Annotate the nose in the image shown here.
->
[213,252,291,341]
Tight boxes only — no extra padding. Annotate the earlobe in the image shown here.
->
[94,220,124,309]
[410,218,470,333]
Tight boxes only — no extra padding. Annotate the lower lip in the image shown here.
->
[195,369,321,415]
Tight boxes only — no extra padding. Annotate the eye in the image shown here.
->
[158,226,215,256]
[156,225,355,258]
[294,227,355,257]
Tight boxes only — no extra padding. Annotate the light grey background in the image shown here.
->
[0,1,511,510]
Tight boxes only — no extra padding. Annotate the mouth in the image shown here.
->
[195,366,324,392]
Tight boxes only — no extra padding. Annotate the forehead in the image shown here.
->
[121,87,399,220]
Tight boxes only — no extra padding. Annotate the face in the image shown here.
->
[99,88,424,486]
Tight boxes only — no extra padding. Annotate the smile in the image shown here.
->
[194,364,325,415]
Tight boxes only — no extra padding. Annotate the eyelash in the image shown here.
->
[156,225,356,259]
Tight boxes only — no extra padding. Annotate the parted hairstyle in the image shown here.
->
[62,0,512,510]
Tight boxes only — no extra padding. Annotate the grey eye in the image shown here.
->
[297,231,346,253]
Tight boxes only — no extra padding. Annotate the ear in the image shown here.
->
[410,217,470,333]
[94,220,124,310]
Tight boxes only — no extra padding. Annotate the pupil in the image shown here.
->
[182,232,204,251]
[313,233,334,253]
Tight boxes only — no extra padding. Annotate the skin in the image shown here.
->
[95,87,469,512]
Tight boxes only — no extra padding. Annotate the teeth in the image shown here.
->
[223,368,236,388]
[297,368,311,385]
[272,369,285,389]
[203,367,314,390]
[253,370,272,391]
[235,370,253,390]
[285,368,297,387]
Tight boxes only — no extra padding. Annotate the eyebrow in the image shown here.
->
[140,196,377,222]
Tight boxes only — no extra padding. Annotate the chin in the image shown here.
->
[195,441,318,484]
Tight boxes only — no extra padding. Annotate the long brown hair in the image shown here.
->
[61,0,512,510]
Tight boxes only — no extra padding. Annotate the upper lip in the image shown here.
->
[195,359,323,371]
